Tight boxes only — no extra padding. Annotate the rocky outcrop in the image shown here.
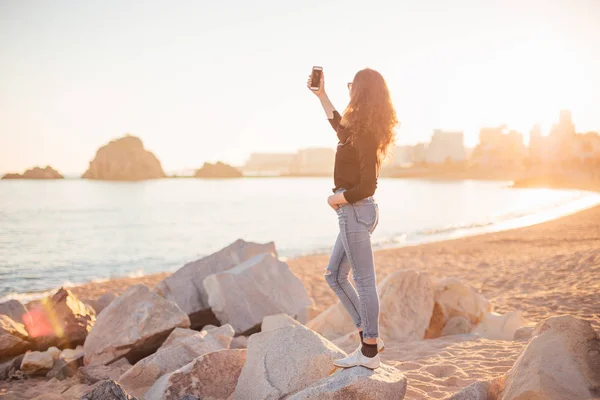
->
[0,315,31,360]
[0,299,27,324]
[23,287,95,349]
[84,293,116,316]
[261,313,301,332]
[81,380,137,400]
[145,349,246,400]
[441,316,472,336]
[287,363,408,400]
[472,311,530,341]
[154,239,277,329]
[204,253,312,334]
[83,284,190,366]
[233,324,346,399]
[82,135,165,181]
[308,269,434,342]
[21,350,54,375]
[1,166,64,180]
[195,162,243,178]
[434,277,491,325]
[447,379,503,400]
[119,325,234,397]
[500,315,600,400]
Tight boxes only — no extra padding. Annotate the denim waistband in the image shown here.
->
[335,188,375,205]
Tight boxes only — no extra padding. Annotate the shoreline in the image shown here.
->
[7,190,599,313]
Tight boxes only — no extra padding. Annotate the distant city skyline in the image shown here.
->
[1,0,600,175]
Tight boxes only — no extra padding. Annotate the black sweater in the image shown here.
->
[329,111,380,204]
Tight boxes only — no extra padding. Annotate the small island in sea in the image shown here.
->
[1,166,64,180]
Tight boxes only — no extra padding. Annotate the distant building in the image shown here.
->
[548,110,577,162]
[392,144,427,166]
[244,153,296,175]
[572,132,600,163]
[289,148,335,175]
[471,125,526,168]
[426,130,465,164]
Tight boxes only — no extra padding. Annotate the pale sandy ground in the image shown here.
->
[3,205,599,399]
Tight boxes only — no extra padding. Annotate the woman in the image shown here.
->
[307,68,397,369]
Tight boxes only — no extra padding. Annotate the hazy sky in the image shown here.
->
[1,0,599,174]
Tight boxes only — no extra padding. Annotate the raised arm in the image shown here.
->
[307,70,337,123]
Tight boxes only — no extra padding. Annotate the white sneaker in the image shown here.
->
[333,347,381,369]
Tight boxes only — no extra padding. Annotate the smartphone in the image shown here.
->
[310,66,323,91]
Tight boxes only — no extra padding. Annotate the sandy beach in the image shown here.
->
[40,203,599,399]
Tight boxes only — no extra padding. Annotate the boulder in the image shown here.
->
[78,359,132,385]
[287,363,408,400]
[305,301,355,342]
[194,161,243,178]
[145,349,247,400]
[472,311,530,341]
[500,315,600,400]
[513,326,534,341]
[0,314,31,359]
[378,269,435,341]
[60,345,84,362]
[434,277,491,325]
[261,313,301,332]
[447,379,503,400]
[158,327,200,349]
[85,293,117,316]
[1,166,64,180]
[81,380,137,400]
[442,316,472,336]
[46,354,84,380]
[233,324,346,399]
[82,135,165,181]
[83,284,190,366]
[0,354,25,380]
[119,325,234,397]
[0,299,27,324]
[204,253,312,334]
[296,305,320,325]
[46,346,61,361]
[21,350,54,375]
[425,302,445,339]
[154,239,277,329]
[23,287,95,349]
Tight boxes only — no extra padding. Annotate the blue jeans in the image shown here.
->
[325,190,380,339]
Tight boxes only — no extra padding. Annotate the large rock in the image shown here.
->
[83,284,190,366]
[261,313,301,332]
[204,253,312,334]
[46,354,84,380]
[0,314,31,359]
[233,324,346,399]
[308,269,434,342]
[158,327,200,349]
[82,135,165,181]
[0,299,27,324]
[81,380,137,400]
[84,293,117,316]
[60,345,84,362]
[472,311,530,341]
[287,363,408,400]
[195,161,243,178]
[500,315,600,400]
[154,239,277,328]
[21,350,55,375]
[119,325,234,397]
[145,349,246,400]
[0,354,25,380]
[1,166,64,180]
[442,316,472,336]
[23,287,95,349]
[434,277,492,325]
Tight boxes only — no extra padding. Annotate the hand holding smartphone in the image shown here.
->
[307,66,324,96]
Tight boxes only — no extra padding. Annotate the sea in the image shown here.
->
[1,177,599,302]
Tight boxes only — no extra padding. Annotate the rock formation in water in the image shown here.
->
[82,135,165,181]
[2,166,64,180]
[195,162,243,178]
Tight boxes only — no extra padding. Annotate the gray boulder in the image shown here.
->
[0,314,31,360]
[0,300,27,324]
[204,253,312,334]
[145,349,246,400]
[287,363,408,400]
[154,239,277,328]
[233,324,346,399]
[83,284,190,366]
[81,380,137,400]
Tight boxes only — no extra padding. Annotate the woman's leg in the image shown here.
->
[325,232,362,330]
[339,205,380,341]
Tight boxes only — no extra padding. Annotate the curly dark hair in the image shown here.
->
[341,68,398,161]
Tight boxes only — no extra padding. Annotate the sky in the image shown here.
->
[1,0,599,175]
